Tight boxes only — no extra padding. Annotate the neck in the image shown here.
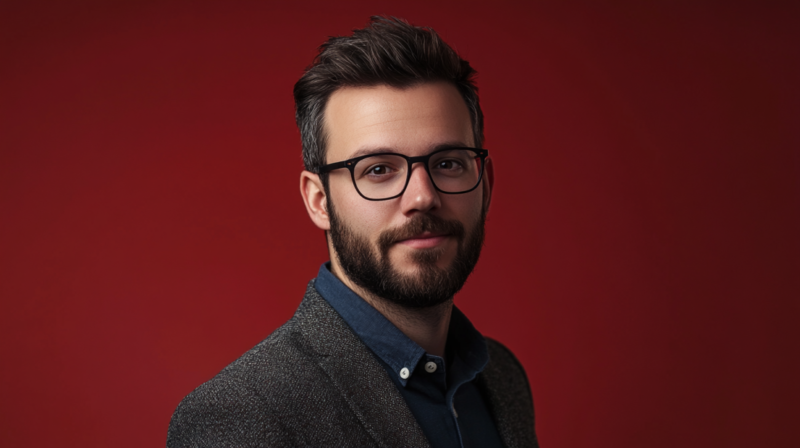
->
[331,262,452,357]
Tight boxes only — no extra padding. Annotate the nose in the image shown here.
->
[400,162,441,214]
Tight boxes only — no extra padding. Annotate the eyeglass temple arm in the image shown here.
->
[315,160,353,174]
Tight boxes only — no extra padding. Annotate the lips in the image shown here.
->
[397,232,450,249]
[398,231,446,242]
[377,214,465,254]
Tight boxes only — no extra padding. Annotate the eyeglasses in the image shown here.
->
[315,147,488,201]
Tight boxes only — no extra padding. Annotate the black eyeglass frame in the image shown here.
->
[315,147,489,201]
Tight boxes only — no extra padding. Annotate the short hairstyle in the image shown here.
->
[293,16,484,174]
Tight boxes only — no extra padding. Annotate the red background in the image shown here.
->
[2,1,799,447]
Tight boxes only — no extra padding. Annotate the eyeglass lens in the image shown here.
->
[352,149,482,200]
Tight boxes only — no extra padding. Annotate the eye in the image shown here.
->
[354,154,406,182]
[365,164,394,176]
[434,159,464,171]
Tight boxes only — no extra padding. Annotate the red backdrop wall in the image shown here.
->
[2,1,798,447]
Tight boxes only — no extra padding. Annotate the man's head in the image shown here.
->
[297,17,492,309]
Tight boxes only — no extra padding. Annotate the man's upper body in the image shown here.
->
[168,16,539,447]
[167,269,538,447]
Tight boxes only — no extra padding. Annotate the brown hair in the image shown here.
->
[293,16,484,174]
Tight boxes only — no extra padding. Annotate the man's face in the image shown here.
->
[322,82,490,308]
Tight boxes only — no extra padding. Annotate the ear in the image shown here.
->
[300,170,330,230]
[482,156,494,211]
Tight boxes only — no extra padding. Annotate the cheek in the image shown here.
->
[329,184,392,237]
[447,191,485,224]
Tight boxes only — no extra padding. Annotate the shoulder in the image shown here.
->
[166,283,389,448]
[481,337,540,447]
[166,319,328,447]
[485,338,529,379]
[483,337,533,400]
[166,322,299,447]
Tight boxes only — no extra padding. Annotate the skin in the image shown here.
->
[300,82,494,357]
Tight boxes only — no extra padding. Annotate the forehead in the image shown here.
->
[323,82,473,162]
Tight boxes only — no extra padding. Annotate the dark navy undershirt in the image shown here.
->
[314,263,504,448]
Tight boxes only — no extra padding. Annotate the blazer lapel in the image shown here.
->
[293,283,431,448]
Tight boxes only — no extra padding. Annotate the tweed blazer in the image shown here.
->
[167,282,538,448]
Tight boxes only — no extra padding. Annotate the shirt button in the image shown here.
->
[399,367,410,379]
[424,361,437,373]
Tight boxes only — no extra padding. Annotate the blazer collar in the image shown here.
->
[292,282,431,448]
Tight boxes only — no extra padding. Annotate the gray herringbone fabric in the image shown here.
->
[167,282,538,447]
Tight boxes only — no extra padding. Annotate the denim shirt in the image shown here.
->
[314,263,504,448]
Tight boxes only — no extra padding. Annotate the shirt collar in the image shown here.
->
[313,262,489,386]
[447,305,490,376]
[314,263,424,386]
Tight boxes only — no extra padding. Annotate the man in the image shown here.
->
[168,17,538,448]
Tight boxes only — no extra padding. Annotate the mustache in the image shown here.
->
[377,214,465,252]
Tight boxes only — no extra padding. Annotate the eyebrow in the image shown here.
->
[347,141,471,159]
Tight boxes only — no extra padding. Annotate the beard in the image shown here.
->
[328,199,486,309]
